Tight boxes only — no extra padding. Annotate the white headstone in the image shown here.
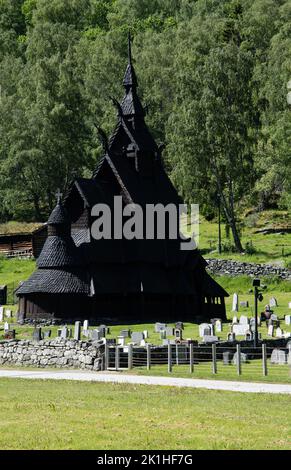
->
[199,323,211,337]
[239,315,249,325]
[232,293,239,312]
[232,324,250,336]
[232,316,238,324]
[270,349,287,365]
[4,322,9,332]
[269,297,278,308]
[275,327,283,338]
[143,330,149,339]
[202,336,218,344]
[83,320,89,331]
[5,309,12,318]
[215,320,222,332]
[117,336,125,346]
[0,307,3,322]
[288,302,291,309]
[285,315,291,326]
[74,321,81,341]
[267,325,274,337]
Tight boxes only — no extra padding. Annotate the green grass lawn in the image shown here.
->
[0,378,290,450]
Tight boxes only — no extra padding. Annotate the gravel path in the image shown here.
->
[0,369,291,394]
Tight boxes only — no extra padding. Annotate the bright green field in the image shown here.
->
[0,378,290,450]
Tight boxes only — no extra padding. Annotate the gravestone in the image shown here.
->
[175,322,184,330]
[223,351,233,365]
[131,332,144,343]
[285,315,291,326]
[166,327,174,337]
[270,349,287,365]
[199,323,211,337]
[227,332,236,342]
[215,320,222,333]
[74,321,81,341]
[269,297,278,308]
[0,307,4,322]
[98,326,106,337]
[32,328,42,342]
[275,327,283,338]
[4,322,9,332]
[245,331,253,341]
[239,315,249,325]
[232,293,239,312]
[232,324,250,336]
[120,329,131,338]
[233,352,248,365]
[91,329,102,341]
[117,336,125,346]
[155,323,167,333]
[203,335,218,344]
[5,309,12,318]
[288,302,291,309]
[160,330,167,340]
[44,330,51,338]
[140,339,146,347]
[232,316,238,324]
[240,301,249,308]
[61,326,69,339]
[106,338,116,346]
[143,330,149,339]
[267,325,274,337]
[83,320,89,331]
[175,328,183,340]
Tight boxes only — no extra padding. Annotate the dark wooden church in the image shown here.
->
[16,38,228,324]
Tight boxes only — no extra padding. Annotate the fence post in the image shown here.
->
[176,344,179,365]
[128,344,133,370]
[168,343,172,373]
[189,342,194,374]
[115,346,120,371]
[262,343,268,377]
[104,343,109,370]
[147,343,151,370]
[236,344,242,376]
[212,343,217,374]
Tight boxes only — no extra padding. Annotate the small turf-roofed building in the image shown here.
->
[16,37,228,323]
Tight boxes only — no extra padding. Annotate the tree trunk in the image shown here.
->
[33,194,42,221]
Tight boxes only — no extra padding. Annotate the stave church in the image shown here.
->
[16,37,228,324]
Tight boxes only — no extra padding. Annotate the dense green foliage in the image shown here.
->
[0,0,290,249]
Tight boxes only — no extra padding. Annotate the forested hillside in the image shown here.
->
[0,0,290,251]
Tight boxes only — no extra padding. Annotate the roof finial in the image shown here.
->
[128,31,132,65]
[56,188,63,204]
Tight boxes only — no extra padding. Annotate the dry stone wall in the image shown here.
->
[0,339,104,370]
[206,259,291,280]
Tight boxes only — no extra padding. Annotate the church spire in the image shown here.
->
[123,32,138,90]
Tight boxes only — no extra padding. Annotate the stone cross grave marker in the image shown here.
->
[74,321,81,341]
[269,297,278,308]
[232,293,239,312]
